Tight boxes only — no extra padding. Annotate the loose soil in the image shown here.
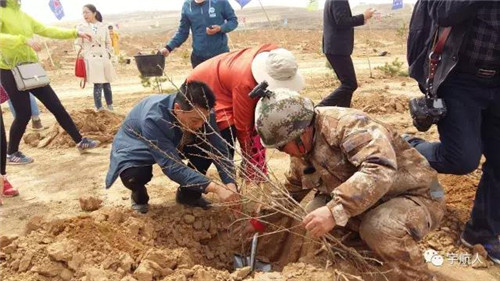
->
[23,110,124,149]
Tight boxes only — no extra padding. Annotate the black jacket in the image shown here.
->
[323,0,365,55]
[408,0,478,94]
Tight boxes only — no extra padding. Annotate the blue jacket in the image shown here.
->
[105,94,235,190]
[166,0,238,59]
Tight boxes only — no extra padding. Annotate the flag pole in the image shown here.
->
[366,21,373,78]
[43,39,56,68]
[257,0,272,26]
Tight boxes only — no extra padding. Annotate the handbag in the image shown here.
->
[75,47,87,88]
[11,62,50,91]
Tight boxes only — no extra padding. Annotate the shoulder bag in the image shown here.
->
[11,62,50,91]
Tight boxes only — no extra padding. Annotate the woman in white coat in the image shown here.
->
[76,4,117,111]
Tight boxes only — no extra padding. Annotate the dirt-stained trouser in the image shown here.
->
[307,191,443,281]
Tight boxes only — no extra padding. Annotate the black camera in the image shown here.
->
[409,97,447,132]
[249,81,271,99]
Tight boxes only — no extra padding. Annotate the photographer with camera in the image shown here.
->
[406,1,500,264]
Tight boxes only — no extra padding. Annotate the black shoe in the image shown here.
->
[461,230,500,264]
[176,190,212,210]
[131,198,149,214]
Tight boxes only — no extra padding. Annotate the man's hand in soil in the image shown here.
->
[207,182,241,211]
[206,25,221,35]
[223,183,241,211]
[303,206,336,238]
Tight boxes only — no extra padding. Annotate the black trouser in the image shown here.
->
[191,51,226,69]
[318,54,358,108]
[184,125,237,174]
[412,73,500,238]
[191,53,211,69]
[120,126,236,204]
[120,166,153,205]
[0,69,82,154]
[1,106,6,175]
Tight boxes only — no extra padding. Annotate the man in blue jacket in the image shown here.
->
[105,81,239,213]
[161,0,238,68]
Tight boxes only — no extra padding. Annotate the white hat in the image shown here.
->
[251,48,305,92]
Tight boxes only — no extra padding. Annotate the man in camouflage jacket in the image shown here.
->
[254,88,446,281]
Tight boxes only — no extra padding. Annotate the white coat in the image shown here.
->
[75,21,117,84]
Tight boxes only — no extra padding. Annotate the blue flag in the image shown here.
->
[49,0,65,20]
[235,0,252,8]
[392,0,404,10]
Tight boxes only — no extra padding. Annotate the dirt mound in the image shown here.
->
[0,204,372,281]
[352,91,409,114]
[0,205,235,281]
[23,109,124,149]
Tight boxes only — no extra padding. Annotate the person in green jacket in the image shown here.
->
[0,0,100,165]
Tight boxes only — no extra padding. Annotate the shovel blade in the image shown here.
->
[233,254,249,269]
[233,254,272,272]
[254,260,272,272]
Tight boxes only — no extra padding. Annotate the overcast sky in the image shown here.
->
[22,0,411,24]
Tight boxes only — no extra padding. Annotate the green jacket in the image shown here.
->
[0,0,77,69]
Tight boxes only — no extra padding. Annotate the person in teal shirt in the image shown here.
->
[161,0,238,68]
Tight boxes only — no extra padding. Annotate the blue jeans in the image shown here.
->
[8,93,40,118]
[413,72,500,238]
[93,83,113,109]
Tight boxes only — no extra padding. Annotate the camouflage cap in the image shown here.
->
[255,88,315,148]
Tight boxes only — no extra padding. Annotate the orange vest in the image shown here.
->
[187,43,278,153]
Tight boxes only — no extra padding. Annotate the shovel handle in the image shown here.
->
[250,233,259,272]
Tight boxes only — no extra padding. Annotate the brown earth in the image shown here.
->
[1,23,500,281]
[23,109,124,149]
